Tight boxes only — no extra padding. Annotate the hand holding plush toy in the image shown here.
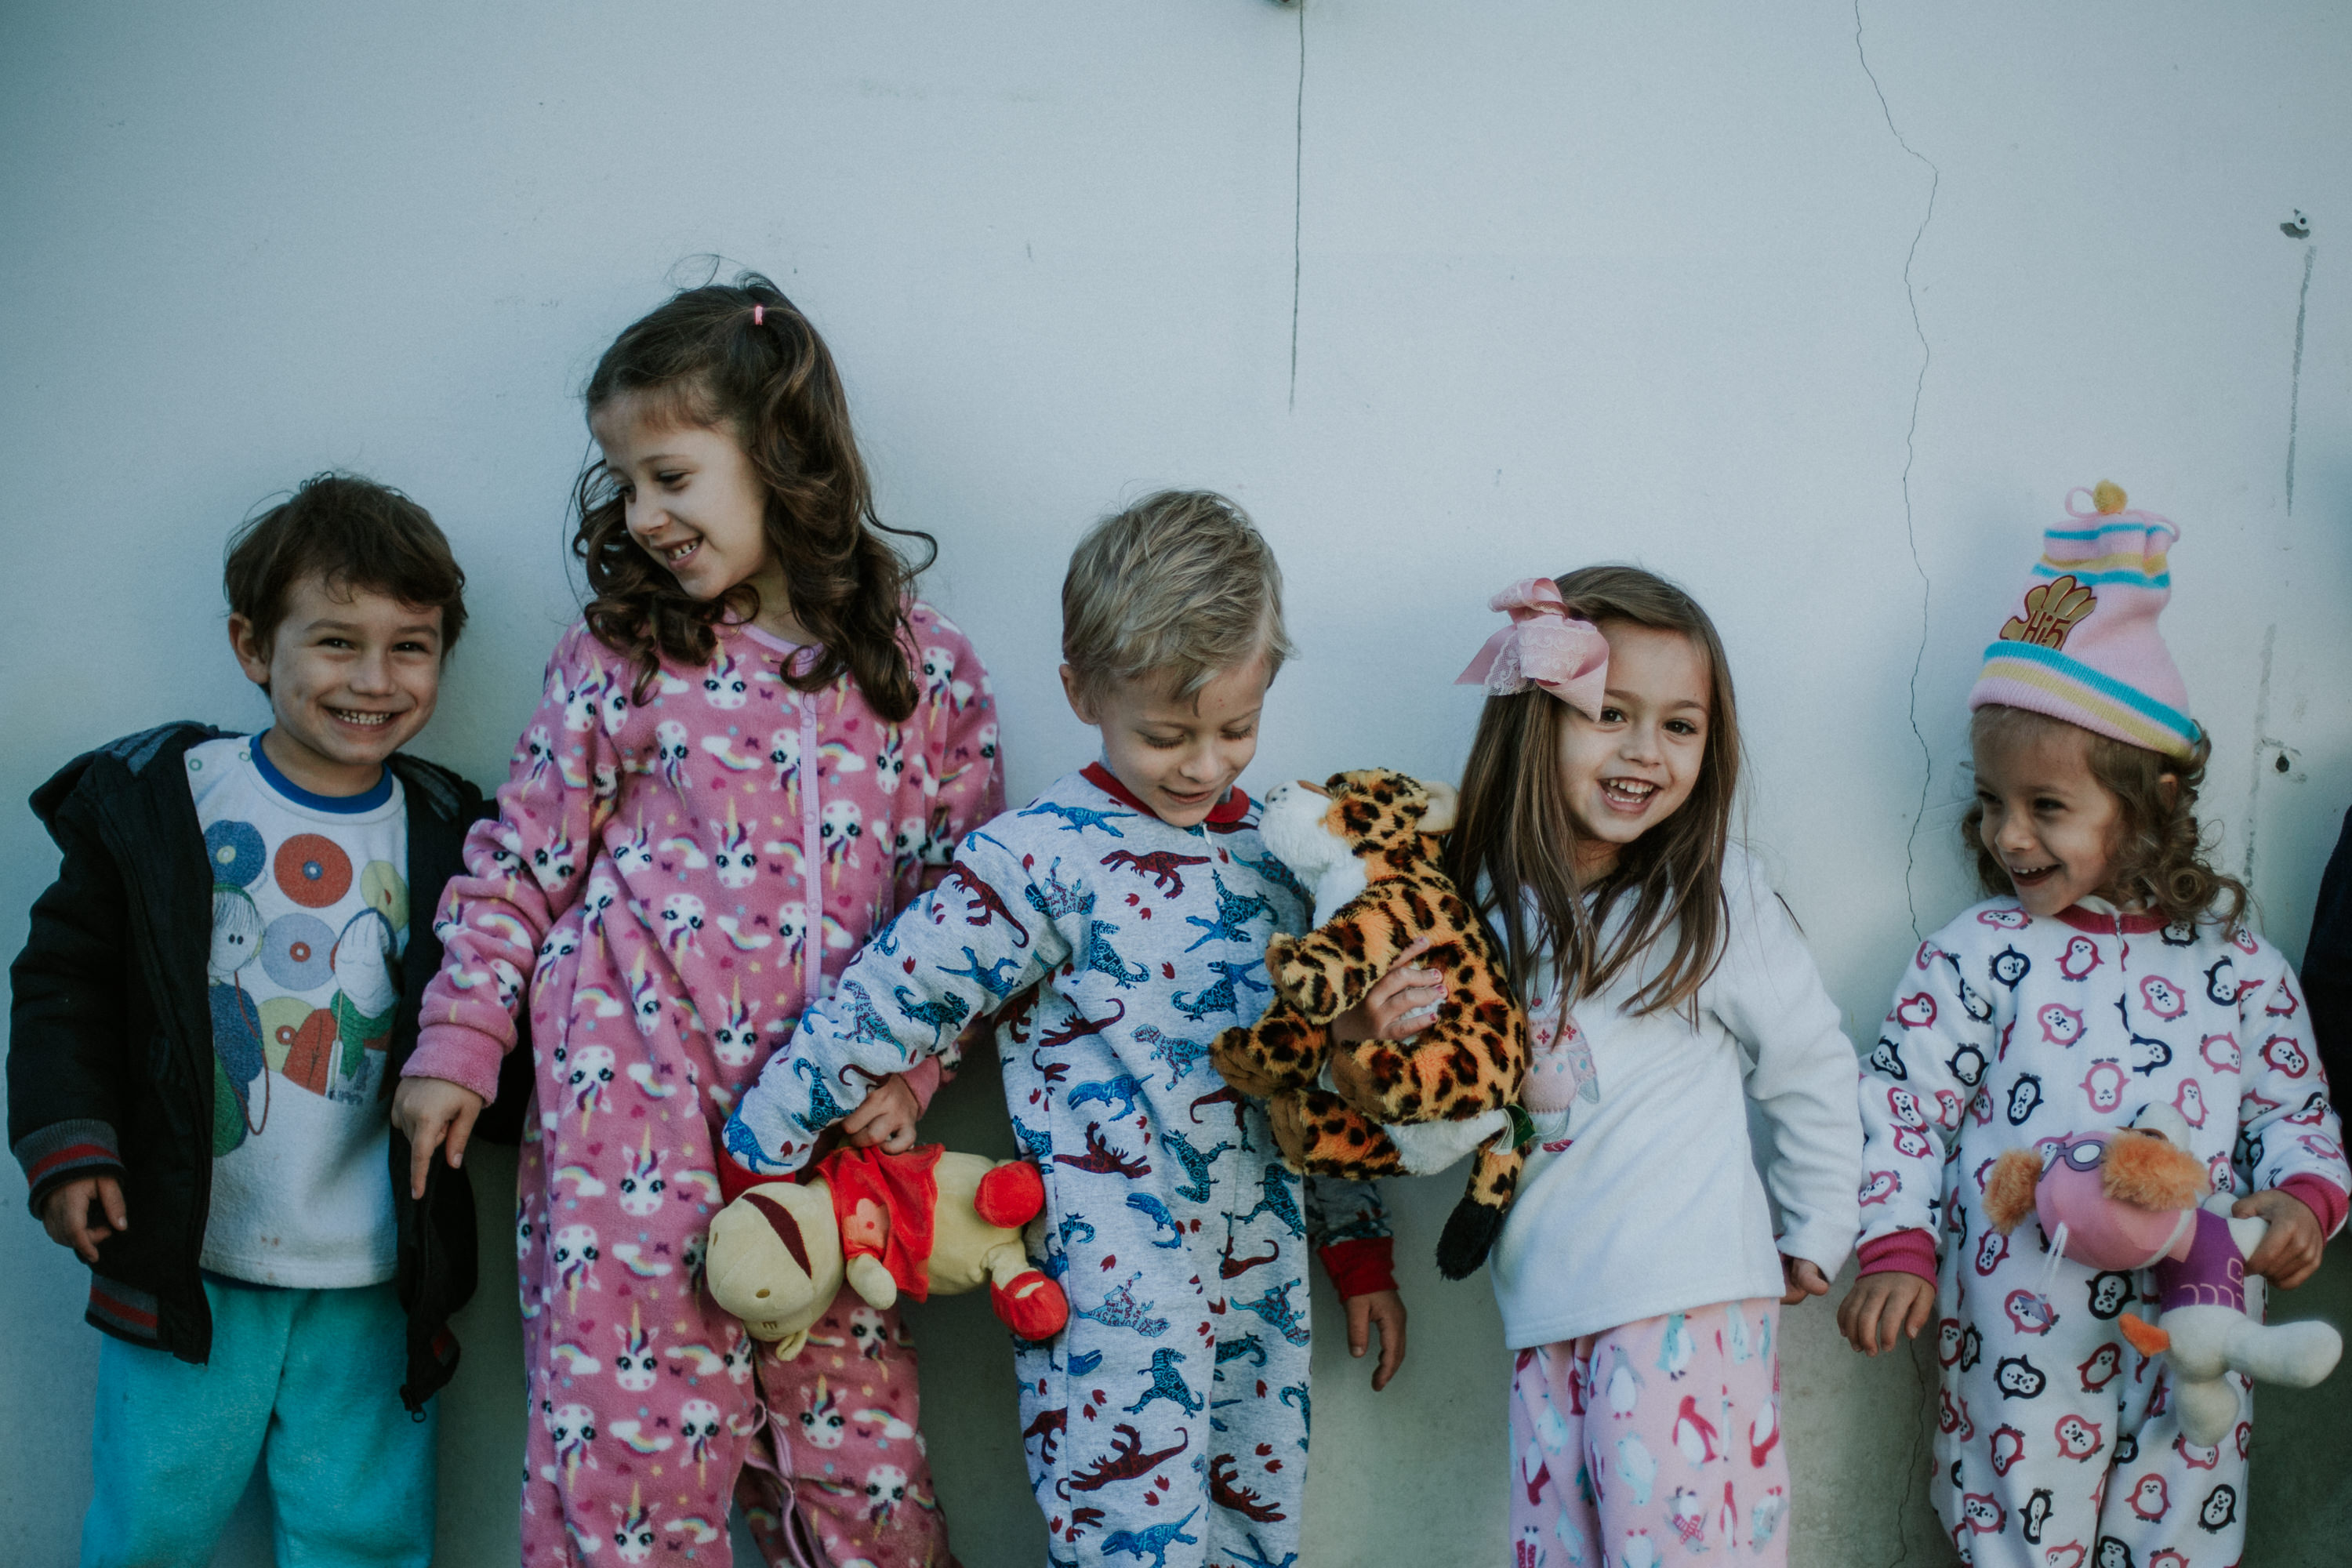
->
[707,1145,1067,1356]
[1209,768,1530,1279]
[1982,1109,2341,1447]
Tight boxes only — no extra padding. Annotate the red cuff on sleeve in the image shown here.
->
[1317,1237,1398,1299]
[716,1147,768,1207]
[2276,1174,2349,1240]
[1857,1229,1939,1283]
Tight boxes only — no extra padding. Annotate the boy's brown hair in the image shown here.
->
[223,473,468,654]
[1060,490,1293,710]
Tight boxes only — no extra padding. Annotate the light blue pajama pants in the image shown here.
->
[81,1276,434,1568]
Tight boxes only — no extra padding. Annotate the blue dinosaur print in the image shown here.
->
[1215,1333,1269,1370]
[1102,1509,1200,1568]
[1233,1279,1311,1347]
[1080,918,1151,989]
[1058,1213,1098,1248]
[1127,1191,1185,1247]
[1171,958,1269,1021]
[1022,858,1093,922]
[1123,1347,1205,1415]
[1183,870,1277,952]
[1067,1073,1146,1119]
[1007,1112,1054,1163]
[1134,1022,1212,1087]
[939,945,1025,1000]
[1073,1273,1171,1338]
[1066,1347,1103,1377]
[1018,799,1136,838]
[724,1115,775,1171]
[1279,1381,1310,1449]
[892,982,970,1033]
[1229,1537,1300,1568]
[792,1057,844,1134]
[838,981,902,1054]
[1160,1127,1232,1204]
[1209,1395,1243,1432]
[1233,848,1310,911]
[1240,1163,1306,1237]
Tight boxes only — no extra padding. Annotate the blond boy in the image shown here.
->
[724,492,1403,1567]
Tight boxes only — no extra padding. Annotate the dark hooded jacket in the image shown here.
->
[9,722,530,1410]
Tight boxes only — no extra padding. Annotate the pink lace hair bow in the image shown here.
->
[1454,577,1610,714]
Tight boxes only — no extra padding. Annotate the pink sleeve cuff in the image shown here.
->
[2276,1174,2349,1239]
[401,1023,510,1103]
[900,1055,946,1116]
[1857,1228,1939,1283]
[1318,1236,1399,1298]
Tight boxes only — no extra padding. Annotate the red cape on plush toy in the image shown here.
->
[711,1143,1066,1355]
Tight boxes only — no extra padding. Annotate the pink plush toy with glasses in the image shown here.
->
[1982,1108,2342,1446]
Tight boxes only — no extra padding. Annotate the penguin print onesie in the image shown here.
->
[1855,898,2348,1568]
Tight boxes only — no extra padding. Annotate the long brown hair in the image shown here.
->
[1964,705,2249,930]
[574,271,932,718]
[1443,565,1741,1018]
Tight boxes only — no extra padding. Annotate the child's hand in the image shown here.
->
[1836,1271,1935,1356]
[2235,1189,2326,1289]
[1330,936,1445,1046]
[390,1076,486,1200]
[841,1073,920,1154]
[1346,1287,1408,1391]
[1779,1254,1830,1305]
[41,1175,128,1264]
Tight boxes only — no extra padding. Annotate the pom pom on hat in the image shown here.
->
[1967,483,2201,760]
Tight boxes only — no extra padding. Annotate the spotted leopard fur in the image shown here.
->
[1210,768,1528,1277]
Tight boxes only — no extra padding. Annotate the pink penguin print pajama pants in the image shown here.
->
[1509,1300,1791,1568]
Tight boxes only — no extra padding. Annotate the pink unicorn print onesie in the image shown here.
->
[408,607,1000,1567]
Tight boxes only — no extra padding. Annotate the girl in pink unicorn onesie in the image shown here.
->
[397,276,1002,1567]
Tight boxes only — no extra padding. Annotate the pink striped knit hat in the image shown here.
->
[1968,482,2201,760]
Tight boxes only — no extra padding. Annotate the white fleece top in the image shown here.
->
[1490,846,1863,1347]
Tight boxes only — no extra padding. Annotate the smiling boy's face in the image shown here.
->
[230,572,444,797]
[1064,654,1270,829]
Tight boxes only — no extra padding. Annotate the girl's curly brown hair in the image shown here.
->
[574,271,933,719]
[1965,705,2249,931]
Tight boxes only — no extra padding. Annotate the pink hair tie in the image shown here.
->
[1455,576,1610,716]
[752,304,765,326]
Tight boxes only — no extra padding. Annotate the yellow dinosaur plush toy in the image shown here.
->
[707,1145,1067,1355]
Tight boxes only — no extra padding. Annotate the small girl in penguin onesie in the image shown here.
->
[399,276,1004,1568]
[1839,485,2350,1568]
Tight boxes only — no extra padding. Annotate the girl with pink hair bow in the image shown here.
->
[1441,567,1862,1565]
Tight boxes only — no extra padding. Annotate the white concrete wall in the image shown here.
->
[4,2,2350,1564]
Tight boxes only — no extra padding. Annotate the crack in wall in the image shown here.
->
[2241,622,2278,886]
[1288,0,1306,412]
[1855,11,1943,1563]
[2287,244,2315,514]
[1853,1,1941,945]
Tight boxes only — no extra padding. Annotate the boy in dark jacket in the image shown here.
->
[9,474,511,1568]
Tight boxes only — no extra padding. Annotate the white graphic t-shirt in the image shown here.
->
[187,735,406,1286]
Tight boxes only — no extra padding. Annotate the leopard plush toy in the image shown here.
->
[1210,768,1529,1278]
